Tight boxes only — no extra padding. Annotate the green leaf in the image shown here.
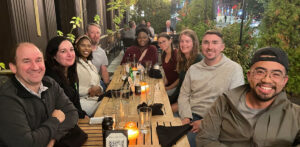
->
[0,62,6,70]
[57,30,64,36]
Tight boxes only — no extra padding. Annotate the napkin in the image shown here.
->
[137,102,164,116]
[149,68,162,79]
[102,89,133,99]
[156,124,192,147]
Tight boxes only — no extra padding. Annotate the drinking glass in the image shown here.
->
[138,106,152,134]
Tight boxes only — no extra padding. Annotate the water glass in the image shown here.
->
[138,106,152,134]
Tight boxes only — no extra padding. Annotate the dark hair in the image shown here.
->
[129,21,136,28]
[202,29,224,42]
[45,36,78,85]
[157,33,175,63]
[250,47,289,73]
[177,29,199,72]
[74,35,93,60]
[134,27,151,46]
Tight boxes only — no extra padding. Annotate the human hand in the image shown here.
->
[47,139,55,147]
[88,86,102,97]
[181,118,191,125]
[191,120,202,133]
[52,109,65,123]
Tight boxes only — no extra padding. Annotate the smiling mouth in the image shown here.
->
[256,83,276,94]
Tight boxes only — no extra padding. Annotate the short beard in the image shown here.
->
[251,89,277,102]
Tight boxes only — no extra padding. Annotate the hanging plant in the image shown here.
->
[57,16,82,43]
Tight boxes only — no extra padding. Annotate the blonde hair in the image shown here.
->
[177,29,199,72]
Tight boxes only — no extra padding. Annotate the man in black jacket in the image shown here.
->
[161,20,174,34]
[0,43,78,147]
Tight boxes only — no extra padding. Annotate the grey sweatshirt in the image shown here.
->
[178,54,245,119]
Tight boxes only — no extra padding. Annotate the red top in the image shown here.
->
[162,49,178,86]
[121,45,158,66]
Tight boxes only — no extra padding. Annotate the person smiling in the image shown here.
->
[45,36,88,119]
[178,30,244,147]
[158,33,179,98]
[75,35,103,117]
[170,29,203,115]
[0,43,78,146]
[121,27,157,66]
[197,47,300,146]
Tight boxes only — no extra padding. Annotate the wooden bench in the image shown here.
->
[78,118,103,147]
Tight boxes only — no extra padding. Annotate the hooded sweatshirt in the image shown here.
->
[178,54,244,119]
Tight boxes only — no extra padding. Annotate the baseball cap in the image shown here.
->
[250,47,289,72]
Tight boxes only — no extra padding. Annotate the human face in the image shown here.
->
[247,61,288,102]
[9,43,45,90]
[158,37,171,51]
[166,21,171,27]
[87,25,101,46]
[77,39,92,61]
[180,34,193,56]
[201,34,225,64]
[137,32,149,47]
[54,40,75,67]
[147,22,151,27]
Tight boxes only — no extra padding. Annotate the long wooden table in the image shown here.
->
[79,66,190,147]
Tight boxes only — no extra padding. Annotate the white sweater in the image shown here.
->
[77,58,102,116]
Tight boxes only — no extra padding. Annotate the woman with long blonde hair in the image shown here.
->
[171,29,203,113]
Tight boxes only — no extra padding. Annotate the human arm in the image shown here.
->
[120,46,133,64]
[229,65,244,89]
[165,79,179,90]
[50,78,79,141]
[47,139,55,147]
[88,85,103,97]
[178,69,193,121]
[0,90,61,147]
[145,45,157,65]
[100,65,110,85]
[196,96,227,147]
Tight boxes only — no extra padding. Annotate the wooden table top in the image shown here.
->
[79,66,190,147]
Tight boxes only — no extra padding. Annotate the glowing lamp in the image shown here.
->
[125,121,139,140]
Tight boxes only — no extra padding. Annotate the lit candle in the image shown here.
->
[125,121,139,140]
[140,82,149,93]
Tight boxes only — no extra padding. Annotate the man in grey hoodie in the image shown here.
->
[178,30,244,147]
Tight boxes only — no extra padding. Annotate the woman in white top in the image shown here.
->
[75,35,103,116]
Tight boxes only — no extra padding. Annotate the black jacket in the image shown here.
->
[45,68,87,118]
[161,26,174,33]
[0,76,78,147]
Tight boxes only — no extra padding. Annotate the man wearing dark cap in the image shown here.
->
[197,47,300,146]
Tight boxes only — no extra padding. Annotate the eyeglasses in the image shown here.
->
[252,68,286,81]
[202,40,223,46]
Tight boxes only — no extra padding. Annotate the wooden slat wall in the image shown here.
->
[44,0,57,41]
[9,0,30,42]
